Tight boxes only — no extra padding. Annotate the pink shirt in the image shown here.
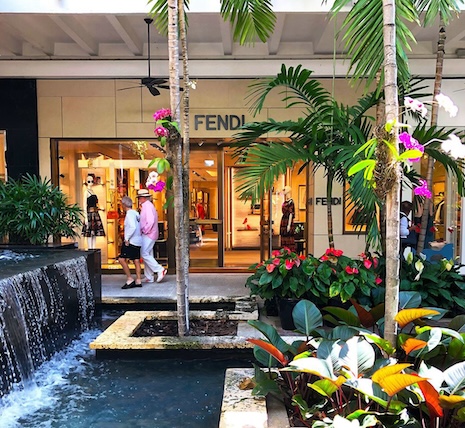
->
[139,199,159,241]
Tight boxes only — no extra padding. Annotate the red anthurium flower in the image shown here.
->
[282,247,291,254]
[375,277,383,285]
[320,255,329,261]
[266,264,276,273]
[273,258,280,266]
[298,254,306,260]
[332,249,343,257]
[373,258,379,269]
[325,248,332,255]
[359,252,367,259]
[294,258,301,268]
[271,250,281,257]
[345,266,359,275]
[285,259,294,270]
[363,259,372,269]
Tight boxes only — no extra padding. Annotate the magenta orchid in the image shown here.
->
[145,170,166,193]
[414,179,432,198]
[399,132,424,162]
[152,107,180,147]
[153,108,171,121]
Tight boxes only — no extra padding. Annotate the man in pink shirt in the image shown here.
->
[136,189,167,283]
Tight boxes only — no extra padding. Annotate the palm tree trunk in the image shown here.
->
[326,171,335,249]
[417,21,445,253]
[168,0,189,336]
[382,0,401,347]
[179,0,190,334]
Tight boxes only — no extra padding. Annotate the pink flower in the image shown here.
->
[345,266,359,275]
[414,179,432,198]
[285,259,294,270]
[147,181,166,192]
[363,259,372,269]
[373,258,379,269]
[399,132,424,162]
[153,108,172,121]
[154,126,169,137]
[272,258,280,266]
[375,277,383,285]
[298,254,306,260]
[271,250,281,257]
[266,264,276,273]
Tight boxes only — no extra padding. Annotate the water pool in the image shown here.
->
[0,330,252,428]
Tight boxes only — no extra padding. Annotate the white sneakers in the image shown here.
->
[156,268,167,283]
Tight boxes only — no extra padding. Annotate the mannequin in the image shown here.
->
[280,185,296,252]
[82,173,105,249]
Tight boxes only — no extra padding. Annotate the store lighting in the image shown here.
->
[204,159,214,167]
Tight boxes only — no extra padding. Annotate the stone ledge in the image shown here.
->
[219,368,267,428]
[219,368,290,428]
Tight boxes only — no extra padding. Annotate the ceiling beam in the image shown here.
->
[268,14,285,55]
[218,19,232,56]
[0,18,53,56]
[50,15,98,56]
[106,15,142,56]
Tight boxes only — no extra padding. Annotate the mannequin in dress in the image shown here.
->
[280,185,296,252]
[82,174,105,249]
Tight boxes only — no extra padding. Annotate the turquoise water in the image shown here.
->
[0,330,251,428]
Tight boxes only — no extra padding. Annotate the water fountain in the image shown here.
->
[0,249,100,398]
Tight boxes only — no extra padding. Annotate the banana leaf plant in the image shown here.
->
[247,298,465,426]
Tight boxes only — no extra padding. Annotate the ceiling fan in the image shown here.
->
[119,18,169,96]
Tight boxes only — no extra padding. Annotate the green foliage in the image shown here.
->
[248,298,465,427]
[245,247,381,304]
[400,252,465,314]
[0,174,83,245]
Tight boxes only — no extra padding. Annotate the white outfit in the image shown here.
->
[141,235,164,281]
[124,209,142,247]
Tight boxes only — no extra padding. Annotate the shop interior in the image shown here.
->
[55,139,307,270]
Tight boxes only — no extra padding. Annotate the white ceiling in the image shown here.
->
[1,1,465,79]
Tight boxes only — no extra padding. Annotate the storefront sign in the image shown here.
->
[308,197,342,206]
[194,114,245,131]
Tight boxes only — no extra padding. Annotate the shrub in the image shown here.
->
[0,174,83,245]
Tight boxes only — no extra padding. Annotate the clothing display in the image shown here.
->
[82,191,105,237]
[280,198,295,251]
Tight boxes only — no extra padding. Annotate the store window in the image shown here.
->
[56,139,167,268]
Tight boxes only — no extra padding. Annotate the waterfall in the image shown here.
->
[0,255,94,397]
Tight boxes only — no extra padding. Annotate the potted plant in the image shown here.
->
[0,174,83,246]
[245,247,382,329]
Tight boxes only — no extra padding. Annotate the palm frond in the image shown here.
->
[246,64,332,115]
[233,142,310,202]
[220,0,276,44]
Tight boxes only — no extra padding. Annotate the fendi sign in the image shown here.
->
[194,114,245,131]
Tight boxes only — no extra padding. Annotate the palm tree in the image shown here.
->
[415,1,464,253]
[330,0,464,345]
[232,64,382,250]
[148,0,277,335]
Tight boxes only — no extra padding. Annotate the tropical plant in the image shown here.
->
[0,174,83,245]
[246,247,381,304]
[232,64,380,249]
[399,252,465,314]
[247,298,465,427]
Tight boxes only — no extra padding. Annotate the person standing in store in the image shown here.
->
[119,196,143,289]
[137,189,167,283]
